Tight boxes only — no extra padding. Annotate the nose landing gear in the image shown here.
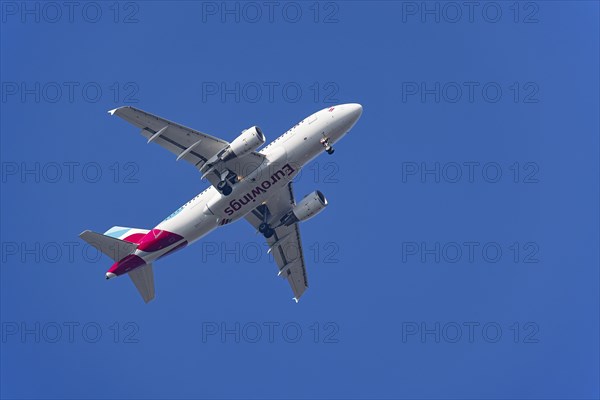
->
[320,138,335,155]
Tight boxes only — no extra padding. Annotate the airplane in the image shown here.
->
[80,103,363,303]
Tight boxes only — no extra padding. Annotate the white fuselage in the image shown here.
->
[133,104,362,263]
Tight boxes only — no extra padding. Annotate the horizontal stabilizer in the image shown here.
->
[128,263,155,303]
[79,230,137,261]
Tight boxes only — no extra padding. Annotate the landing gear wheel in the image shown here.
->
[259,223,275,238]
[217,180,232,196]
[258,222,269,234]
[264,228,275,239]
[326,147,335,155]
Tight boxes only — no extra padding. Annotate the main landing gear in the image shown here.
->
[320,138,335,155]
[217,180,232,196]
[259,222,275,239]
[217,171,238,196]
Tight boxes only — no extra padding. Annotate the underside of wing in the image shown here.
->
[109,106,266,189]
[245,183,308,301]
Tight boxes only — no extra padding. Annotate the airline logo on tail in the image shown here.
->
[79,226,187,303]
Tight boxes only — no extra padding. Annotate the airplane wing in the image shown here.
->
[109,106,266,188]
[128,263,155,303]
[244,183,308,301]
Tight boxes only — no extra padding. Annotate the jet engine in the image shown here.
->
[220,126,265,161]
[281,191,328,226]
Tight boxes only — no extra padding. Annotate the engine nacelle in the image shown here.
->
[281,190,328,226]
[220,126,265,161]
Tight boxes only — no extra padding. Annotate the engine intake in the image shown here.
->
[220,126,265,161]
[281,190,328,226]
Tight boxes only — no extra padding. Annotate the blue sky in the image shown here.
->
[1,1,598,399]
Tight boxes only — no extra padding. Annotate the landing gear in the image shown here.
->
[259,222,275,239]
[320,137,335,155]
[217,180,232,196]
[216,171,238,196]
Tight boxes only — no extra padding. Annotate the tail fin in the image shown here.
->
[79,230,138,261]
[79,226,150,261]
[80,227,155,303]
[103,226,150,243]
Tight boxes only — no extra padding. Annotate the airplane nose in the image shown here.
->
[105,272,116,280]
[347,103,363,120]
[349,103,363,114]
[341,103,362,130]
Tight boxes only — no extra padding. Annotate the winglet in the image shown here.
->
[107,108,119,116]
